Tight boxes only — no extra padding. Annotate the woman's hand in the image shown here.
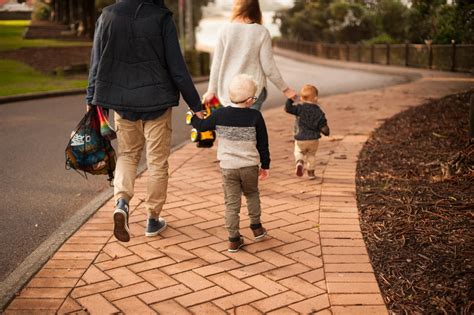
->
[203,92,216,104]
[283,88,297,101]
[259,168,269,181]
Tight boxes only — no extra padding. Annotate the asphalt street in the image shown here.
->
[0,54,406,282]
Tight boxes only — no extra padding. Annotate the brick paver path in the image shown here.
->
[5,52,473,314]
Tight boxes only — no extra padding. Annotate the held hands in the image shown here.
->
[86,104,93,112]
[194,111,205,120]
[259,168,269,181]
[283,88,297,101]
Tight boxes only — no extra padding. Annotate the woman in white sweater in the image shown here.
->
[204,0,296,110]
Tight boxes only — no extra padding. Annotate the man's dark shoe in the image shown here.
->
[113,199,130,242]
[295,160,304,177]
[145,217,167,237]
[308,170,316,180]
[228,236,244,253]
[250,223,267,240]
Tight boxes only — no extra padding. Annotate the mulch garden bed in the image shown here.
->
[356,91,474,314]
[0,46,91,74]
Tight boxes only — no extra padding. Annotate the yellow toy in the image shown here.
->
[185,96,222,148]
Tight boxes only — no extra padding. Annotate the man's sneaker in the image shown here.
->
[113,199,130,242]
[308,170,316,180]
[145,217,167,237]
[295,160,304,177]
[250,224,267,240]
[228,236,244,253]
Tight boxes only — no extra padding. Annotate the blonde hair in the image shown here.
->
[300,84,319,101]
[231,0,262,25]
[229,74,257,103]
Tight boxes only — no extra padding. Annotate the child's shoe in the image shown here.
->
[228,236,244,252]
[307,170,316,180]
[295,160,304,177]
[250,223,267,240]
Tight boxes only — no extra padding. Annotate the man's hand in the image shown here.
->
[86,104,93,112]
[194,111,205,119]
[259,168,269,181]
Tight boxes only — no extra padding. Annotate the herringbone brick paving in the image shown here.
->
[5,112,386,314]
[6,52,473,314]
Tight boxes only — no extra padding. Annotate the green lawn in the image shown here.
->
[0,59,87,97]
[0,20,91,51]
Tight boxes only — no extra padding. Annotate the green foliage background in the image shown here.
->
[275,0,474,44]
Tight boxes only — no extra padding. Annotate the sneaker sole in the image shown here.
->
[255,230,267,240]
[113,209,130,242]
[296,164,304,177]
[145,221,167,237]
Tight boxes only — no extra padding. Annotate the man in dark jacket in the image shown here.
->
[86,0,203,242]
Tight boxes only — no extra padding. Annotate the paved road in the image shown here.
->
[0,55,406,282]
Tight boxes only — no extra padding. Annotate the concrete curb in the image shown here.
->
[0,76,210,105]
[0,140,188,311]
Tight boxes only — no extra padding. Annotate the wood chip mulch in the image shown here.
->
[356,90,474,314]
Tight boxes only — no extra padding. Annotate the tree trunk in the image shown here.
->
[185,0,195,51]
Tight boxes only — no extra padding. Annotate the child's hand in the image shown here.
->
[259,168,269,180]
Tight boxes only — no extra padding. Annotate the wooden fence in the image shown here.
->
[274,39,474,73]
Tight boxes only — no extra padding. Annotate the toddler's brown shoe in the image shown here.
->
[250,224,267,240]
[295,160,304,177]
[228,236,244,253]
[307,170,316,180]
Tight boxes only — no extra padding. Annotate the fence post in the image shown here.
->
[426,40,433,69]
[386,43,390,65]
[451,40,457,72]
[405,42,409,67]
[371,45,375,63]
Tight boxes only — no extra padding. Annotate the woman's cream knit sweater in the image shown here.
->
[208,22,289,105]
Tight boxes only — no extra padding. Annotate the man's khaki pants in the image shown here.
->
[114,109,172,220]
[221,166,262,238]
[294,139,319,171]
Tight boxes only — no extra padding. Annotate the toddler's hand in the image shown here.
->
[259,168,269,181]
[283,88,297,100]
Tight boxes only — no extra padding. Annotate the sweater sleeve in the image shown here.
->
[260,30,288,91]
[207,28,225,94]
[191,110,218,132]
[284,98,299,116]
[256,112,270,169]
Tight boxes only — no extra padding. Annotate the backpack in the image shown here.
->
[65,106,116,183]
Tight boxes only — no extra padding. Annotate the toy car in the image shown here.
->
[185,96,221,148]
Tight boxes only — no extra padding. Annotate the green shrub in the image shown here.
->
[364,33,396,45]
